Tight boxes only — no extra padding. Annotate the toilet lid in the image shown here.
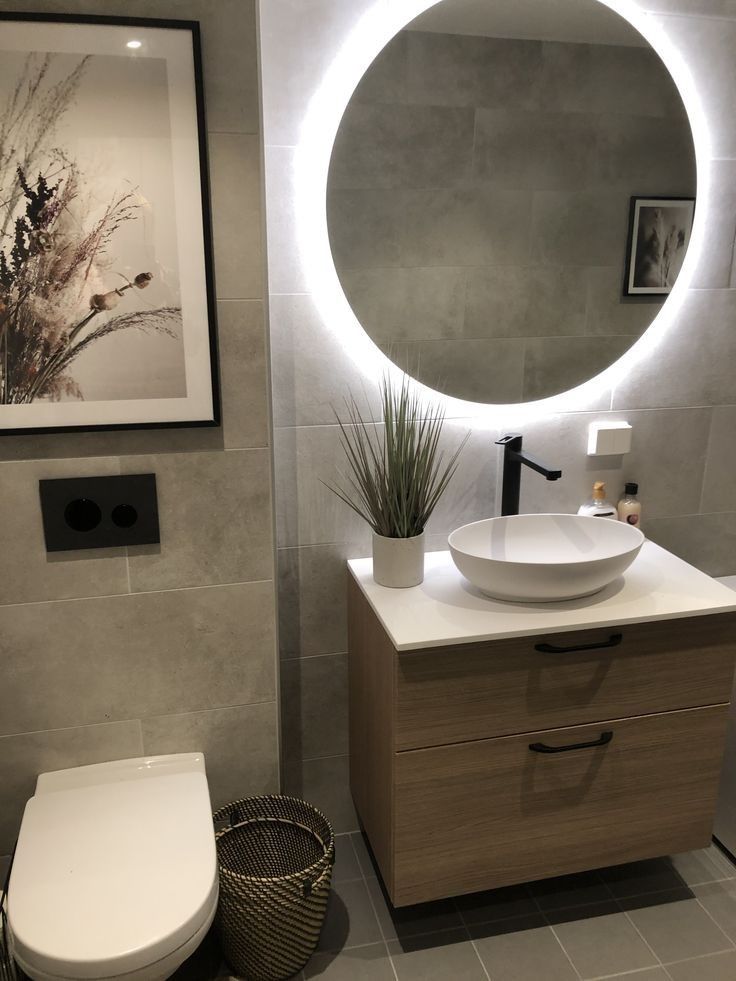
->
[8,770,218,979]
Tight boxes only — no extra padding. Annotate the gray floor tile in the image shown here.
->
[455,883,538,925]
[710,843,736,878]
[547,902,658,978]
[333,835,363,883]
[529,870,612,910]
[671,848,734,886]
[600,859,685,898]
[305,943,395,980]
[695,881,736,942]
[318,879,383,952]
[471,915,578,980]
[388,930,487,981]
[667,950,736,980]
[365,876,463,941]
[351,831,380,878]
[622,890,734,963]
[606,971,669,980]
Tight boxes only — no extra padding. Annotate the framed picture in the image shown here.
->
[624,196,695,296]
[0,13,219,435]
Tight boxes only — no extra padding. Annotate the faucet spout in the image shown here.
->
[495,434,562,516]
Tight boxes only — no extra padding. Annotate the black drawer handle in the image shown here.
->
[534,632,623,655]
[529,731,613,754]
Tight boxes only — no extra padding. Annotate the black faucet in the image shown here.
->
[495,434,562,517]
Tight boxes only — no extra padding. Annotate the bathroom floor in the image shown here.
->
[171,833,736,981]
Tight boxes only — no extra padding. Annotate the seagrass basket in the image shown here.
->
[213,796,335,981]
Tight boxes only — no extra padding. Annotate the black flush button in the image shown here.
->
[39,474,159,552]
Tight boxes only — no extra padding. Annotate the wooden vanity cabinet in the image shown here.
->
[348,578,736,906]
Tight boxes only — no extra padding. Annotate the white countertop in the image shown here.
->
[348,541,736,651]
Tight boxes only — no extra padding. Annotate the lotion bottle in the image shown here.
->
[578,481,617,518]
[617,482,642,529]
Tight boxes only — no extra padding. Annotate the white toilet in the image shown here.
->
[7,753,219,981]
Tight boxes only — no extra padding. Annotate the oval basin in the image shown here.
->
[448,513,645,602]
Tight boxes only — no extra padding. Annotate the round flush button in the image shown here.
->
[111,504,138,528]
[64,498,102,532]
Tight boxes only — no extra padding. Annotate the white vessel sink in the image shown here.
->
[448,513,645,602]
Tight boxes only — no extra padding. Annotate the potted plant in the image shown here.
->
[326,375,467,587]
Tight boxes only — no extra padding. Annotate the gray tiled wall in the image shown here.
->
[328,29,696,402]
[0,0,278,864]
[261,0,736,836]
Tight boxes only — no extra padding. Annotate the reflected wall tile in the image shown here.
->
[404,338,525,404]
[523,335,634,402]
[465,266,586,339]
[269,292,381,429]
[327,188,406,271]
[403,187,532,267]
[0,721,143,854]
[278,543,361,659]
[209,133,263,300]
[353,31,407,105]
[701,406,736,513]
[474,108,597,191]
[585,268,662,337]
[0,456,127,606]
[124,449,273,591]
[283,754,357,833]
[406,31,543,110]
[531,189,629,267]
[594,113,696,193]
[141,703,279,810]
[642,512,736,576]
[217,300,269,450]
[691,159,736,290]
[280,653,349,761]
[0,583,276,736]
[611,289,736,409]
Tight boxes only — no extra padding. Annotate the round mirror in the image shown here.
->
[326,0,696,403]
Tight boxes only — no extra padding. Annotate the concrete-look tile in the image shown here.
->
[645,512,736,576]
[317,878,382,952]
[0,456,127,606]
[531,189,629,267]
[695,881,736,941]
[639,0,736,13]
[701,406,736,513]
[280,653,348,761]
[338,267,467,346]
[529,871,612,911]
[327,187,406,272]
[365,875,463,942]
[594,112,696,193]
[423,424,497,537]
[141,703,278,811]
[406,31,543,111]
[399,338,525,404]
[605,970,669,980]
[283,755,358,834]
[263,145,309,294]
[585,267,662,337]
[465,266,587,340]
[209,132,262,300]
[388,930,487,981]
[0,582,276,735]
[332,834,362,884]
[124,449,273,590]
[671,848,735,886]
[612,290,736,410]
[0,721,143,853]
[351,832,379,879]
[305,943,394,980]
[474,108,597,191]
[471,915,578,980]
[548,902,658,978]
[649,12,736,158]
[692,159,736,290]
[278,544,356,659]
[666,950,736,980]
[622,890,734,962]
[330,102,475,190]
[403,186,532,268]
[523,335,634,402]
[268,292,382,429]
[455,884,538,925]
[217,300,269,450]
[601,859,687,898]
[353,30,407,105]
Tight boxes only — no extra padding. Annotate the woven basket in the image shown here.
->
[213,796,335,981]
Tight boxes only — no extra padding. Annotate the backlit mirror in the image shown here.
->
[326,0,696,403]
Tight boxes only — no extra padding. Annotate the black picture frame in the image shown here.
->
[623,195,695,297]
[0,13,220,436]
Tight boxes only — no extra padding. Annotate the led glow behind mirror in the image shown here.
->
[296,0,710,424]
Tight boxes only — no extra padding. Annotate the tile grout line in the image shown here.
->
[691,894,736,952]
[618,905,670,978]
[530,889,583,981]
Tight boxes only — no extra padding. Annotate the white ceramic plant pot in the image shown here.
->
[372,532,425,588]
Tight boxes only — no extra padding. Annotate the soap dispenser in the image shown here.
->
[578,481,617,519]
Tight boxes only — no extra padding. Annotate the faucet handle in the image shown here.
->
[496,433,522,447]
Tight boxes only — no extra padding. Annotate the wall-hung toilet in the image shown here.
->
[7,753,219,981]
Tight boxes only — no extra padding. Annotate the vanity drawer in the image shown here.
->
[395,614,736,750]
[392,704,729,906]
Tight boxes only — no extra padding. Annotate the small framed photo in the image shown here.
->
[0,13,219,435]
[624,196,695,296]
